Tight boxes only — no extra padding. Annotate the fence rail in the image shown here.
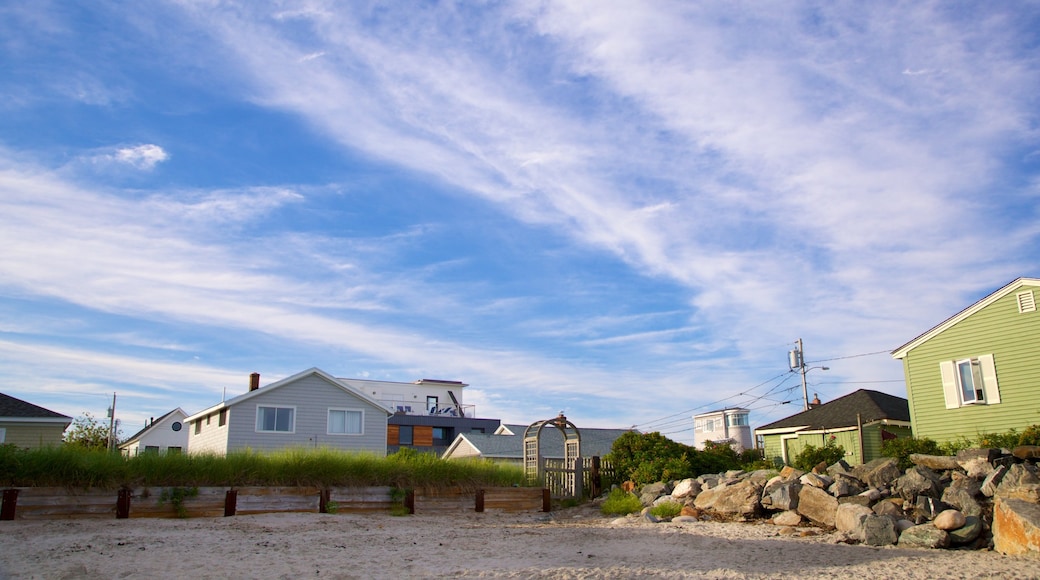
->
[0,486,550,520]
[540,456,615,499]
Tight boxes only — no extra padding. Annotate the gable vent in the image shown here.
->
[1017,290,1036,313]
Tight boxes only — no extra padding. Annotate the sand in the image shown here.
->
[0,505,1036,579]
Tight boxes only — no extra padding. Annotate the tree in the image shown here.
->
[605,431,695,484]
[63,412,119,450]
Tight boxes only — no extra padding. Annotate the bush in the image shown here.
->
[1018,425,1040,446]
[600,488,644,516]
[648,500,683,519]
[792,442,845,472]
[606,432,695,485]
[881,436,942,471]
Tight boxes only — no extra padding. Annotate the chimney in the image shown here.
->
[810,393,821,408]
[249,372,260,392]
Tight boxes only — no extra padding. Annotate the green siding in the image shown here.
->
[901,288,1040,443]
[760,424,912,467]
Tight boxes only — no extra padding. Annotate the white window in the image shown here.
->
[256,406,295,433]
[328,408,363,435]
[939,354,1001,409]
[727,414,749,427]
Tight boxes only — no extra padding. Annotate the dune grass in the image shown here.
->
[0,444,527,490]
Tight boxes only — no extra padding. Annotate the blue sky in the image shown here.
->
[2,2,1038,445]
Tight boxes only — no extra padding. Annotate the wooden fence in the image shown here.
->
[541,456,615,499]
[0,486,549,521]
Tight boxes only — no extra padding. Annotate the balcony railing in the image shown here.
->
[379,401,476,418]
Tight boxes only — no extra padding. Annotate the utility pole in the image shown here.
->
[107,392,117,452]
[789,339,809,411]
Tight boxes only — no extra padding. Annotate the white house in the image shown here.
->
[185,368,392,456]
[692,408,752,451]
[119,408,189,456]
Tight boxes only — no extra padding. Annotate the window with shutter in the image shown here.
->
[938,354,1000,408]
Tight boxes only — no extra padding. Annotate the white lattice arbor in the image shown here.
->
[523,413,582,498]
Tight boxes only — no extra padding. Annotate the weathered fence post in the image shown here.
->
[405,489,415,514]
[475,489,485,512]
[116,489,132,519]
[224,489,237,517]
[542,488,551,512]
[590,456,601,497]
[1,489,18,520]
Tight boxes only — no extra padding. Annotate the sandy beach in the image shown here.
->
[1,504,1037,580]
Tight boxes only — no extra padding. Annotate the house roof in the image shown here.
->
[892,277,1040,359]
[0,392,72,423]
[447,424,633,459]
[120,408,187,446]
[185,367,392,422]
[755,389,910,433]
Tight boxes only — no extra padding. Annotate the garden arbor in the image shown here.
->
[523,413,582,499]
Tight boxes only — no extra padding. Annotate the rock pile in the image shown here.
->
[626,445,1040,556]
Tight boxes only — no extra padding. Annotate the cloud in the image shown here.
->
[113,144,169,169]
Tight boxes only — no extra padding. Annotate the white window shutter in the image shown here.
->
[939,360,960,409]
[978,354,1001,404]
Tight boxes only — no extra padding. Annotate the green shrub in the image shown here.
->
[881,436,942,471]
[600,488,643,516]
[977,429,1021,450]
[1018,425,1040,446]
[792,442,845,472]
[648,500,683,519]
[606,432,695,485]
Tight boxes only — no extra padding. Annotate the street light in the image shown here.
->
[790,339,829,410]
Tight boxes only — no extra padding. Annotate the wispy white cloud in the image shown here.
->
[114,144,169,169]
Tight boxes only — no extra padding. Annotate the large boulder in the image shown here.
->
[851,457,902,489]
[707,480,763,516]
[671,478,702,500]
[1012,446,1040,461]
[873,498,903,518]
[800,472,832,489]
[862,514,899,546]
[913,496,952,523]
[772,510,802,526]
[910,454,961,471]
[995,464,1040,497]
[893,466,942,501]
[828,473,865,498]
[982,465,1009,497]
[993,497,1040,556]
[948,515,983,546]
[941,473,982,517]
[763,481,801,512]
[835,503,874,539]
[898,523,951,549]
[639,482,670,506]
[796,485,839,528]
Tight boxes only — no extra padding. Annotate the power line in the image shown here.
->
[634,371,793,431]
[809,349,892,363]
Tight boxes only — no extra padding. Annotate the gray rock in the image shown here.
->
[893,466,942,501]
[910,454,961,471]
[796,485,839,528]
[897,523,951,549]
[872,498,903,518]
[765,482,801,512]
[670,478,701,500]
[639,481,670,505]
[800,472,832,489]
[826,459,853,475]
[948,515,983,546]
[956,447,1002,465]
[828,473,865,498]
[958,456,995,479]
[851,457,902,489]
[1012,445,1040,461]
[838,495,873,507]
[772,510,802,526]
[835,503,874,539]
[862,514,899,546]
[941,475,982,517]
[995,463,1040,497]
[707,480,763,516]
[671,515,698,524]
[981,465,1008,497]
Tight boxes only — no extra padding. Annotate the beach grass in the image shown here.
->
[0,444,527,490]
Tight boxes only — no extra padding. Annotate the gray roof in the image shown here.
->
[465,424,633,458]
[756,389,910,432]
[0,392,71,420]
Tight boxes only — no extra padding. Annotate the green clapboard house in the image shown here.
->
[754,389,912,467]
[892,277,1040,444]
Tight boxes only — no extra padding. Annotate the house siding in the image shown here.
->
[0,422,66,448]
[901,289,1040,443]
[225,374,387,454]
[188,408,231,454]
